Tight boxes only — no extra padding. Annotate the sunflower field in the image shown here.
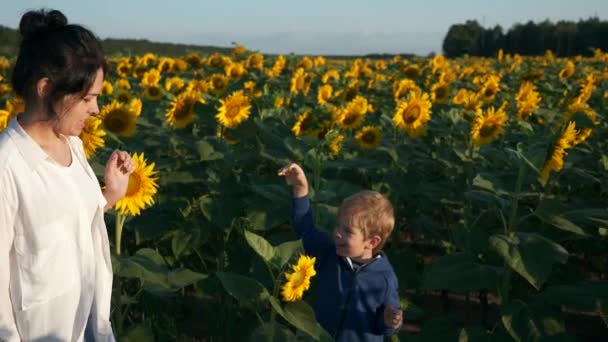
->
[1,47,608,341]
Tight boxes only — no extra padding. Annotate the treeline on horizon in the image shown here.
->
[1,16,608,58]
[443,17,608,58]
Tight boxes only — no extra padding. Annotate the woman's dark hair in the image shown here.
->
[11,9,107,117]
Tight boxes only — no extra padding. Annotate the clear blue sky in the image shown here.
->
[1,0,606,55]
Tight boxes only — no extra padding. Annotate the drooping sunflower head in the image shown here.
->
[216,90,251,128]
[99,101,139,137]
[559,61,575,79]
[292,111,316,137]
[355,126,381,149]
[470,106,508,146]
[328,134,345,154]
[166,90,204,128]
[165,77,186,95]
[79,116,106,159]
[281,255,316,302]
[317,84,333,105]
[114,152,159,217]
[393,92,432,138]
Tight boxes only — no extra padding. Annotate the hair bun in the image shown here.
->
[19,9,67,39]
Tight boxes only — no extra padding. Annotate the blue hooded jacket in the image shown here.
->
[292,196,402,341]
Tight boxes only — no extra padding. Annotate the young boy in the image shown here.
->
[278,163,403,341]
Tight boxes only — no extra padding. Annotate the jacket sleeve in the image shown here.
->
[0,171,20,341]
[291,196,334,258]
[376,272,403,336]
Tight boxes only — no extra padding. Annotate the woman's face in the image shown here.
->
[53,67,103,136]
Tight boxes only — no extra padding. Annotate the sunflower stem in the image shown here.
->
[115,214,126,256]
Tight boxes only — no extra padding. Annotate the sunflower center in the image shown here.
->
[104,110,129,133]
[342,113,358,125]
[226,105,242,119]
[126,172,142,197]
[480,123,497,137]
[435,86,447,99]
[148,87,160,97]
[484,88,495,98]
[116,93,130,103]
[403,105,421,124]
[173,103,192,120]
[362,132,376,143]
[290,271,306,287]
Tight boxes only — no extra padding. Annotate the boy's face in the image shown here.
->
[333,218,380,261]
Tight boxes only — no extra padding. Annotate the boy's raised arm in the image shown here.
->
[278,163,333,257]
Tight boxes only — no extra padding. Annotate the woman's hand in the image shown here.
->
[103,150,135,211]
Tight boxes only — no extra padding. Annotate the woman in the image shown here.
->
[0,9,131,341]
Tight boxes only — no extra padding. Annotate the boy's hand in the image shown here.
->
[277,163,309,198]
[384,305,403,329]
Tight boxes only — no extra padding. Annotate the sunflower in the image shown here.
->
[246,53,264,70]
[143,85,164,101]
[539,122,580,183]
[166,90,204,128]
[99,101,139,137]
[165,77,185,95]
[317,84,333,105]
[115,78,131,91]
[393,79,421,101]
[114,90,133,104]
[292,111,315,137]
[225,62,246,79]
[431,81,450,104]
[515,82,541,120]
[402,64,421,79]
[232,44,247,55]
[116,62,132,78]
[559,61,575,79]
[209,74,228,95]
[281,255,316,302]
[479,75,500,103]
[0,110,9,132]
[79,116,106,159]
[355,126,381,149]
[207,54,228,69]
[453,88,468,105]
[470,106,508,145]
[266,55,286,78]
[328,134,345,154]
[140,68,161,87]
[322,69,340,84]
[393,92,432,138]
[216,90,251,128]
[157,57,174,74]
[290,68,307,95]
[336,96,370,130]
[114,153,159,217]
[101,81,113,96]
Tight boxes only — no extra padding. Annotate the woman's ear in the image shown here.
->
[36,77,52,98]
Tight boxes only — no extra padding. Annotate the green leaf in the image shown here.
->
[197,139,224,161]
[249,323,296,342]
[272,240,303,269]
[121,325,155,342]
[244,230,275,263]
[168,268,208,288]
[501,299,566,342]
[216,272,270,310]
[280,300,333,342]
[490,233,569,290]
[421,253,500,291]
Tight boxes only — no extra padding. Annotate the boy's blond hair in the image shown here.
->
[337,190,395,252]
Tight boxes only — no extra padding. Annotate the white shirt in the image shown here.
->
[0,118,115,342]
